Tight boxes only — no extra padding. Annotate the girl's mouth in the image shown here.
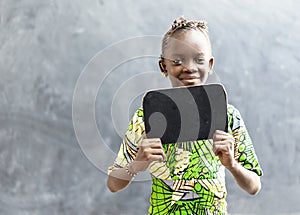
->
[179,76,200,81]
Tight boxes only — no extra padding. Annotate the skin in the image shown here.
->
[160,29,214,87]
[107,29,261,195]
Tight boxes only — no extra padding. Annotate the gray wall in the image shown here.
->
[1,0,300,214]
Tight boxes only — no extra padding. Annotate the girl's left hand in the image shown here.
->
[212,130,236,169]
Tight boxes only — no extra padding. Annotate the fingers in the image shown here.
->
[147,148,166,161]
[213,140,233,150]
[213,130,234,149]
[140,138,162,148]
[213,144,232,156]
[213,130,234,156]
[213,130,234,142]
[138,138,166,162]
[145,154,166,162]
[151,148,165,155]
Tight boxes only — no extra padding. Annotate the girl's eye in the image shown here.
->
[195,58,205,64]
[172,59,183,65]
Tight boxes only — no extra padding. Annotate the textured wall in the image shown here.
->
[1,0,300,214]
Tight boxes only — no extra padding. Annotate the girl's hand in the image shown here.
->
[132,138,166,173]
[213,130,236,169]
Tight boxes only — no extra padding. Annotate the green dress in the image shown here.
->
[108,105,263,215]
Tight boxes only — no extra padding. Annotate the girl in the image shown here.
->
[107,16,263,215]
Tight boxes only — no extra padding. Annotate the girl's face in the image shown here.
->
[160,30,214,87]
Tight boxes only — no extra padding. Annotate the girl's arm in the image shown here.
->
[107,165,135,193]
[227,162,261,195]
[107,138,166,192]
[213,130,261,195]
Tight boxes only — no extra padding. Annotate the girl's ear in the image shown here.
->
[209,57,214,70]
[158,59,168,77]
[208,57,214,75]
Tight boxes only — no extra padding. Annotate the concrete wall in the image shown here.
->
[1,0,300,214]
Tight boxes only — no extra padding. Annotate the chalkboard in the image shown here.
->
[143,84,228,144]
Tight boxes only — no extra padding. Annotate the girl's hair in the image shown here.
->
[161,16,212,57]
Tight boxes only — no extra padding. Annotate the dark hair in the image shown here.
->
[161,16,212,57]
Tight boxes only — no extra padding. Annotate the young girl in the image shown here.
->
[107,16,263,215]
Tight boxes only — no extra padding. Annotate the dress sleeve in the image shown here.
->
[107,108,145,175]
[227,105,263,176]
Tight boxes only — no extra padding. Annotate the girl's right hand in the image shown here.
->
[132,138,166,173]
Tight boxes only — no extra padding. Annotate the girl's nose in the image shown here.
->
[183,61,197,73]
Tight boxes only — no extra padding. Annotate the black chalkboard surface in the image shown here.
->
[143,84,228,144]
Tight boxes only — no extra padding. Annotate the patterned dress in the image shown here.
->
[108,105,263,215]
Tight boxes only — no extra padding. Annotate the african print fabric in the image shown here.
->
[108,105,263,215]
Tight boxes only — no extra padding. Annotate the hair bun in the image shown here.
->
[171,16,208,32]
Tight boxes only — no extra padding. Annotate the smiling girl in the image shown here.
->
[107,16,263,215]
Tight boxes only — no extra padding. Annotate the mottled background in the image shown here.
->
[1,0,300,214]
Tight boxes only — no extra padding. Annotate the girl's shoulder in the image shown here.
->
[128,107,144,130]
[133,107,144,117]
[227,103,244,119]
[227,103,239,114]
[227,104,245,131]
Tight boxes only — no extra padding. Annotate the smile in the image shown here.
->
[179,76,200,80]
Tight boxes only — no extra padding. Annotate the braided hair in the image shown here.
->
[161,16,212,58]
